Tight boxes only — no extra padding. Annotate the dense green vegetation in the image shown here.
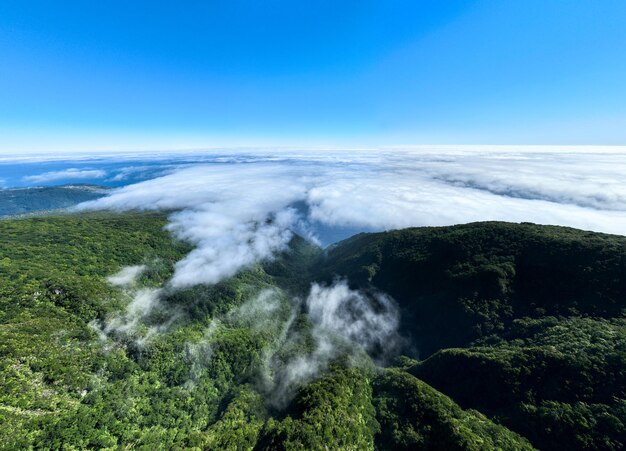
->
[316,222,626,450]
[373,369,534,450]
[1,214,624,449]
[316,221,626,356]
[409,317,626,450]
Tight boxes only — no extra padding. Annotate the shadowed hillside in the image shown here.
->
[315,222,626,449]
[315,221,626,356]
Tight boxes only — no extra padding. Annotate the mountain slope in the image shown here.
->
[315,221,626,356]
[1,214,625,449]
[315,222,626,450]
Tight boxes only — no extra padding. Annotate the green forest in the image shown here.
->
[1,213,625,450]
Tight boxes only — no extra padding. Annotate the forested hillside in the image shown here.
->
[1,214,624,450]
[316,222,626,450]
[316,222,626,355]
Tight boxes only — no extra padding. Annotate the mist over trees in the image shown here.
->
[1,212,625,449]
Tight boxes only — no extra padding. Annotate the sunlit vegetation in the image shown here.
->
[1,214,625,449]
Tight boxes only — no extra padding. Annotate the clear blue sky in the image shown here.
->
[1,0,625,152]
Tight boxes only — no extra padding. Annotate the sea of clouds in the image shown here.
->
[75,146,626,288]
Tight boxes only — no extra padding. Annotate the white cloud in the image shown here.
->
[23,168,107,183]
[106,265,146,287]
[256,280,400,407]
[101,288,162,338]
[306,280,399,355]
[78,163,308,288]
[180,281,400,405]
[77,147,626,289]
[95,286,182,346]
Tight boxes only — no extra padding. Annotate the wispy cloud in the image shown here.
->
[306,281,399,357]
[106,265,146,287]
[23,168,107,183]
[182,282,400,406]
[258,280,400,406]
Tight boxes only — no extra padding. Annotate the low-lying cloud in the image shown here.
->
[78,146,626,408]
[181,281,401,407]
[23,168,107,184]
[80,164,306,288]
[106,265,146,287]
[95,265,178,346]
[77,147,626,289]
[260,280,400,407]
[306,281,399,357]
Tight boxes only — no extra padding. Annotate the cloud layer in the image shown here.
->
[77,147,626,288]
[23,168,107,183]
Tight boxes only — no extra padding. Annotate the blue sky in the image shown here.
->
[1,0,625,152]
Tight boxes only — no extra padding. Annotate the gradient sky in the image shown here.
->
[1,0,625,152]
